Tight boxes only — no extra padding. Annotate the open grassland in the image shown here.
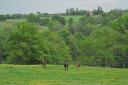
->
[63,15,84,22]
[5,18,27,23]
[0,64,128,85]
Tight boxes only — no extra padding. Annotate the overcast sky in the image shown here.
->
[0,0,128,14]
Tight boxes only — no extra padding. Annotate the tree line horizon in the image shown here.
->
[0,6,122,19]
[0,6,128,68]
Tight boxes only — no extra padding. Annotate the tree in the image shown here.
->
[0,24,12,63]
[42,13,49,17]
[41,29,72,64]
[48,20,63,32]
[67,35,80,61]
[59,28,71,44]
[93,6,103,15]
[70,8,76,15]
[51,15,66,25]
[66,8,87,16]
[39,18,50,26]
[0,28,6,63]
[79,27,119,66]
[0,15,5,21]
[66,8,70,16]
[80,23,95,36]
[27,13,39,23]
[76,8,79,15]
[7,22,72,64]
[79,38,96,66]
[67,18,74,34]
[112,15,128,34]
[59,17,66,25]
[89,27,120,67]
[112,15,128,68]
[80,15,104,25]
[37,12,42,17]
[7,22,43,64]
[11,14,24,18]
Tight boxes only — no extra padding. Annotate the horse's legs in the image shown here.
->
[65,67,68,71]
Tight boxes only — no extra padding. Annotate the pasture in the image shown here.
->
[0,64,128,85]
[63,15,84,22]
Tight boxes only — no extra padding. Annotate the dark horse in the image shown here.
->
[76,61,80,69]
[64,60,68,72]
[41,58,47,68]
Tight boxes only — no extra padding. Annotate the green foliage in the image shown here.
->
[90,27,119,66]
[52,15,66,25]
[42,13,49,17]
[7,22,43,64]
[80,15,104,25]
[27,13,39,23]
[66,8,88,16]
[0,9,128,67]
[39,18,50,26]
[67,35,80,60]
[0,28,5,63]
[48,20,63,32]
[59,28,71,43]
[93,6,104,15]
[41,29,72,64]
[112,15,128,67]
[6,21,72,64]
[0,15,6,21]
[0,25,12,63]
[112,15,128,34]
[101,9,122,25]
[80,23,96,36]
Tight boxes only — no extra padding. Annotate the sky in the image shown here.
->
[0,0,128,14]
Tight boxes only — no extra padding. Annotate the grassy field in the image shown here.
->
[63,15,84,22]
[5,18,27,23]
[0,65,128,85]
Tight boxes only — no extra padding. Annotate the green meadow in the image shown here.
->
[0,64,128,85]
[63,15,84,22]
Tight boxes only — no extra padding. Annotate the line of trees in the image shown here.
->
[0,9,128,68]
[66,6,104,16]
[66,8,88,16]
[0,6,104,22]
